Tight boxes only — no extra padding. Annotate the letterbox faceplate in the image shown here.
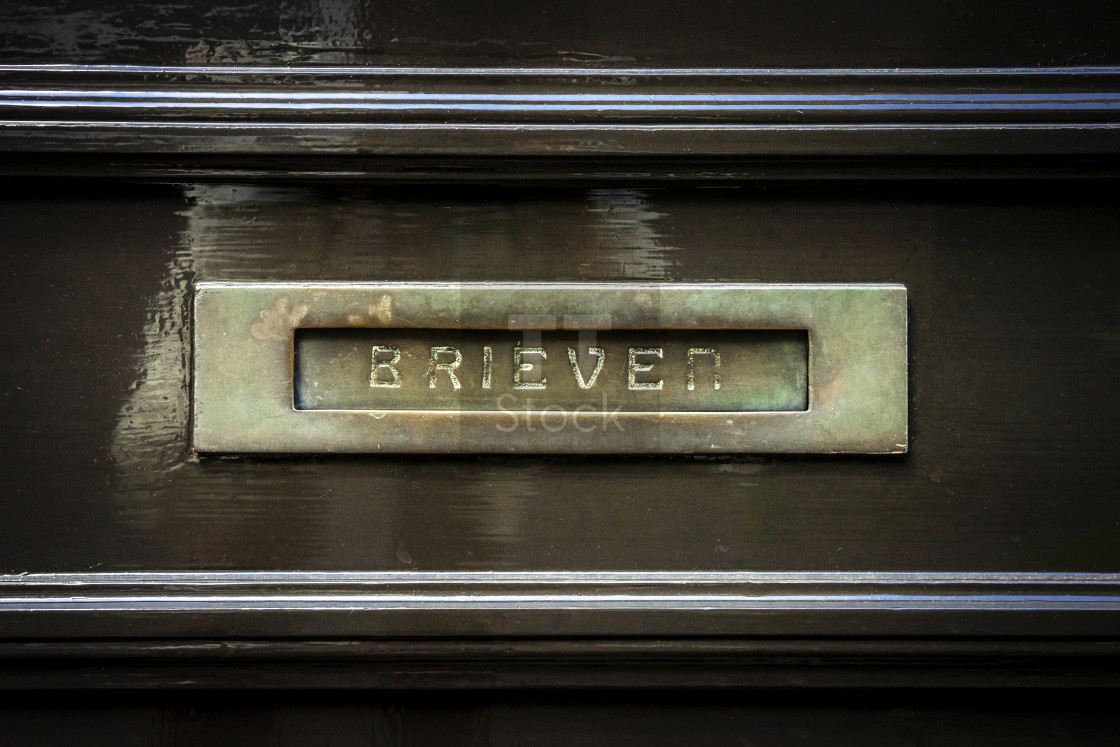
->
[192,282,907,454]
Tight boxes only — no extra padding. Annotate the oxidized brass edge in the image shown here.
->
[191,282,907,454]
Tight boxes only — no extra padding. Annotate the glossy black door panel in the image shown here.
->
[1,0,1119,715]
[0,182,1116,585]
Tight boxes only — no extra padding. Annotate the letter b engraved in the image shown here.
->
[371,346,402,388]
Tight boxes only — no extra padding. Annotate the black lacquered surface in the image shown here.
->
[0,180,1116,579]
[1,0,1118,68]
[1,1,1119,737]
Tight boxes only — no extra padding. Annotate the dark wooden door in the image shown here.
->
[1,1,1119,743]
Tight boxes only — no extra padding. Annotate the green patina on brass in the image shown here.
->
[295,328,808,413]
[192,283,907,454]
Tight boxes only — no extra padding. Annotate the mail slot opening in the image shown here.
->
[294,328,809,413]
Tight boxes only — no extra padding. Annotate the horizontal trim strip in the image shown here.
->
[7,92,1120,106]
[8,121,1118,129]
[3,571,1118,637]
[3,594,1119,613]
[5,121,1117,131]
[2,66,1118,160]
[5,571,1119,586]
[2,93,1117,123]
[3,65,1120,77]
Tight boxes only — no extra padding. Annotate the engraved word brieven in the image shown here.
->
[370,345,722,392]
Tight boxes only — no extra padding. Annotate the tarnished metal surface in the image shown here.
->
[192,282,907,454]
[295,328,809,412]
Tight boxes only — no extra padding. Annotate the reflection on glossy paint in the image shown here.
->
[15,180,1119,575]
[0,1,1113,68]
[110,184,685,568]
[110,185,338,567]
[110,249,193,480]
[587,189,679,280]
[447,465,539,570]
